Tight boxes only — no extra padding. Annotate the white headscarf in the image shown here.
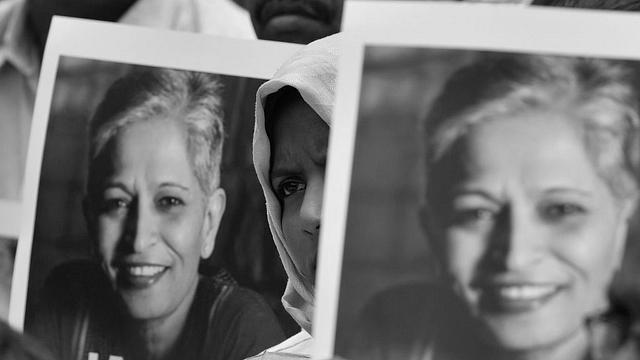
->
[253,34,340,334]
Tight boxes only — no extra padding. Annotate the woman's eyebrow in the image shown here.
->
[452,188,502,203]
[158,182,190,191]
[540,187,593,197]
[270,162,298,181]
[103,181,130,192]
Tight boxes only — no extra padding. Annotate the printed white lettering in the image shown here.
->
[86,352,124,360]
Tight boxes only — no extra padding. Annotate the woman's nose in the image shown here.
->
[491,208,543,270]
[124,201,158,252]
[300,178,323,236]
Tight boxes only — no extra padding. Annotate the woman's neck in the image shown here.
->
[128,278,200,360]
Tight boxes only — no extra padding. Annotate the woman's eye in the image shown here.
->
[452,208,496,226]
[158,197,184,209]
[543,203,585,220]
[280,180,306,197]
[101,198,129,214]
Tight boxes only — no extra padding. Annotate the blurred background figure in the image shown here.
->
[243,0,343,43]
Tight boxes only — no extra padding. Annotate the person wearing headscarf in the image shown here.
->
[250,34,339,359]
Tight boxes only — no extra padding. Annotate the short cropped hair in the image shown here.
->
[424,54,640,204]
[87,67,224,198]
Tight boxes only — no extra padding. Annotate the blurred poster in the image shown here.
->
[316,3,640,359]
[11,16,301,340]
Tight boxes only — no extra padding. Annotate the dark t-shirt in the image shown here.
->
[26,260,285,360]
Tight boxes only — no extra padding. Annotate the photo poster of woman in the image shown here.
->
[315,3,640,360]
[11,17,303,360]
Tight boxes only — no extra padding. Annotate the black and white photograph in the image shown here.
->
[315,3,640,360]
[6,2,640,360]
[0,0,346,338]
[11,18,303,360]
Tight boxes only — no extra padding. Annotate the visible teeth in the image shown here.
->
[125,266,165,277]
[498,285,556,300]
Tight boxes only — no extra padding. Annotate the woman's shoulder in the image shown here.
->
[25,259,122,360]
[359,282,453,326]
[198,269,276,317]
[33,259,112,310]
[0,320,57,360]
[200,278,284,334]
[196,270,286,360]
[42,259,105,287]
[342,282,454,360]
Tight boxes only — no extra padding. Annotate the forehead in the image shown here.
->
[269,98,329,158]
[468,110,581,163]
[437,110,603,192]
[106,118,197,180]
[117,117,184,150]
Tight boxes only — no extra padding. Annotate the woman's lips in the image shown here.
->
[498,285,558,300]
[115,263,169,289]
[478,283,564,314]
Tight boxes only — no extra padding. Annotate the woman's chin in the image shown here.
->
[460,282,579,350]
[117,287,168,321]
[113,274,174,321]
[477,309,583,352]
[113,271,199,322]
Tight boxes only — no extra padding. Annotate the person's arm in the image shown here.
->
[0,320,58,360]
[343,284,438,360]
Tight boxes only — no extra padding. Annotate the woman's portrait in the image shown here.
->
[24,66,285,360]
[335,50,640,360]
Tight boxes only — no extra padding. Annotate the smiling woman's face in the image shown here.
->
[430,109,630,352]
[87,117,218,321]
